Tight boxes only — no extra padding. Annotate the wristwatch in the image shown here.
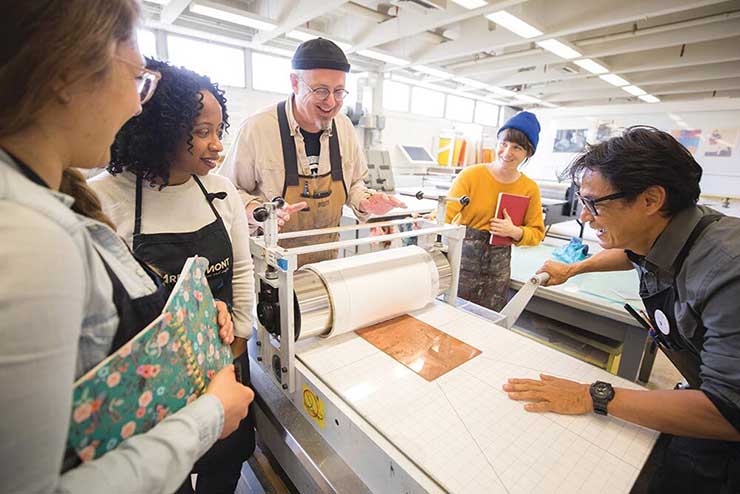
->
[590,381,615,416]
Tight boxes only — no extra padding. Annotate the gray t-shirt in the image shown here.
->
[626,205,740,431]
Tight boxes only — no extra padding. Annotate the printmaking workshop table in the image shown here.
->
[249,301,658,494]
[509,242,655,382]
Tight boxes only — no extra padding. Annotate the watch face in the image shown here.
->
[592,382,612,399]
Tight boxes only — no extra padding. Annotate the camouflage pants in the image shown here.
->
[458,227,511,312]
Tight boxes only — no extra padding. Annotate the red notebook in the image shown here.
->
[489,192,530,246]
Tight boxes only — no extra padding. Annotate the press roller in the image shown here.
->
[256,248,453,342]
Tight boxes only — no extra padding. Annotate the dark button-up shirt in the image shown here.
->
[626,205,740,431]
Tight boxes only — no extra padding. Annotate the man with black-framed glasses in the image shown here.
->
[504,126,740,493]
[220,38,405,265]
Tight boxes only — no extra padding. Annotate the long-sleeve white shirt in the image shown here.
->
[218,96,371,222]
[89,171,255,339]
[0,152,224,494]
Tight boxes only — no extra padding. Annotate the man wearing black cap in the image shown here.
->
[220,38,405,265]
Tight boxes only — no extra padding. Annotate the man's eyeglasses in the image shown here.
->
[298,76,349,102]
[577,191,626,216]
[115,56,161,105]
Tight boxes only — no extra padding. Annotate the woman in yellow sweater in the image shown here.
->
[446,111,545,311]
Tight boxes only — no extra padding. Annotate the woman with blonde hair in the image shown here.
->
[0,1,253,493]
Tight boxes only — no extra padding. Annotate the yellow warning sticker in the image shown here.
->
[302,384,325,429]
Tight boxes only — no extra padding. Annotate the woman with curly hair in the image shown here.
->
[89,59,255,494]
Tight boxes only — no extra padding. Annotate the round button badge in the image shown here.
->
[654,309,671,335]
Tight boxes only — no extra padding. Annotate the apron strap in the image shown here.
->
[672,214,722,275]
[192,174,226,220]
[278,100,347,197]
[329,119,346,194]
[134,175,144,236]
[277,100,298,196]
[2,149,51,188]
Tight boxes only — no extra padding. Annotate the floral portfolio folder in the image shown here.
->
[66,256,233,464]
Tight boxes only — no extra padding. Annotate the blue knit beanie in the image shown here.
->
[498,111,541,153]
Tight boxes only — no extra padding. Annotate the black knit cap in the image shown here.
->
[292,38,350,72]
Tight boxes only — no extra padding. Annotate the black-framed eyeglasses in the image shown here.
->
[298,76,349,102]
[576,191,626,216]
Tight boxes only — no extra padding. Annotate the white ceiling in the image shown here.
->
[142,0,740,109]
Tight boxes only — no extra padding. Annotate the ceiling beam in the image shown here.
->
[251,0,351,45]
[449,15,740,77]
[492,35,740,87]
[533,62,740,101]
[160,0,192,24]
[608,36,740,74]
[646,77,740,95]
[629,60,740,85]
[415,0,733,66]
[351,0,527,53]
[578,16,740,59]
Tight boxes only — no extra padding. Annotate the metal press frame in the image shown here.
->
[249,196,467,396]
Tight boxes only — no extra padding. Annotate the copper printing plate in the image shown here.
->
[356,314,481,381]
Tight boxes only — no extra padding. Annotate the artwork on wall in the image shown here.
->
[592,120,620,144]
[553,128,588,153]
[670,129,702,155]
[703,128,738,157]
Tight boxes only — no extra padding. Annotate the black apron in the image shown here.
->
[133,175,234,303]
[637,214,740,494]
[132,174,255,480]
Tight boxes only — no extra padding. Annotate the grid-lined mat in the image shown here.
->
[296,301,658,494]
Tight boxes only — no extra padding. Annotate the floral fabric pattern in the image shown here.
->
[67,257,233,462]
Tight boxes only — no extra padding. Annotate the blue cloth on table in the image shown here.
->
[552,237,590,264]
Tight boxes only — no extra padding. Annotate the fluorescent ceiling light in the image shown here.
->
[357,49,409,66]
[449,0,488,9]
[536,39,581,59]
[286,31,351,52]
[413,65,453,80]
[190,4,276,31]
[453,76,488,90]
[639,94,660,103]
[488,86,516,97]
[599,73,630,87]
[539,101,559,108]
[622,85,646,96]
[574,58,608,74]
[392,74,506,104]
[485,11,543,39]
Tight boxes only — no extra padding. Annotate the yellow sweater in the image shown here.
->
[445,164,545,246]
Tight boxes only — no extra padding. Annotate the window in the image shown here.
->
[445,95,474,122]
[383,79,410,112]
[137,29,157,58]
[342,72,360,111]
[474,101,500,127]
[166,35,245,87]
[410,86,444,118]
[251,52,292,94]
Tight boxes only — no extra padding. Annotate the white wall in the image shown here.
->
[220,86,284,149]
[525,98,740,198]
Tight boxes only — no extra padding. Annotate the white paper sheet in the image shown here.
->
[303,246,439,337]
